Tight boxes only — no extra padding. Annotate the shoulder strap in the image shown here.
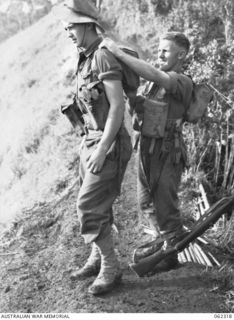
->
[142,81,158,97]
[90,47,102,77]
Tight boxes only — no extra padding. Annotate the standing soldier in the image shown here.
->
[53,0,132,294]
[101,33,193,271]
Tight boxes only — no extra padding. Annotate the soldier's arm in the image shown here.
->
[99,79,124,150]
[87,79,124,173]
[87,47,124,173]
[100,39,171,90]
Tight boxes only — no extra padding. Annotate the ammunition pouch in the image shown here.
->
[132,95,169,138]
[61,96,86,136]
[78,81,109,131]
[142,99,169,138]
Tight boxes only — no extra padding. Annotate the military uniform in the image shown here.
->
[76,37,132,244]
[53,0,134,295]
[137,71,193,238]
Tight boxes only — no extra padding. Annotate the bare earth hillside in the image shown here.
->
[0,5,233,315]
[0,154,228,313]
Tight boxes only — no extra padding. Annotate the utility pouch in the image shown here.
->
[79,81,109,131]
[142,99,169,138]
[61,97,85,136]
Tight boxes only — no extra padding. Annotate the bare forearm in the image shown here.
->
[98,103,124,153]
[86,79,124,173]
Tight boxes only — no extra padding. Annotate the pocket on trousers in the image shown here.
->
[105,140,118,162]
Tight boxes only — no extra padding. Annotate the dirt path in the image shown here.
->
[0,155,228,313]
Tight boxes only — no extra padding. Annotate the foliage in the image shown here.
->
[0,0,57,43]
[0,0,233,311]
[105,0,234,263]
[184,41,234,198]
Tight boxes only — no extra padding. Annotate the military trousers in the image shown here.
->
[137,136,184,237]
[77,131,132,244]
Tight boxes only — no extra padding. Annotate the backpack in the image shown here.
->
[94,44,140,110]
[117,46,140,101]
[185,82,213,123]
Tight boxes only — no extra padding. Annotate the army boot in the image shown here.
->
[146,212,160,238]
[70,243,100,280]
[132,212,162,263]
[149,230,188,274]
[88,233,122,295]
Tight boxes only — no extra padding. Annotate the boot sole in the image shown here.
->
[88,273,122,295]
[70,272,99,281]
[70,267,100,281]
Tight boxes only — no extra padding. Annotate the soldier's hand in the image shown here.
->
[87,146,107,174]
[99,38,122,58]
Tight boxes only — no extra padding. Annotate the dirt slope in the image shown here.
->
[0,4,231,314]
[0,154,227,313]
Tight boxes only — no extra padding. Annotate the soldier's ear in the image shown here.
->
[178,49,186,60]
[87,23,95,31]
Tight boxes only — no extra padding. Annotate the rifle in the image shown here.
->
[130,194,234,277]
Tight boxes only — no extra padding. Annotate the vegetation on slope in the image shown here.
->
[0,0,233,311]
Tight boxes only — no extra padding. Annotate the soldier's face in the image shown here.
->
[63,22,86,47]
[157,39,185,71]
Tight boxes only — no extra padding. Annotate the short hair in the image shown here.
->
[161,32,190,53]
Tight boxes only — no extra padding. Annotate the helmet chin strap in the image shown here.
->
[80,24,87,48]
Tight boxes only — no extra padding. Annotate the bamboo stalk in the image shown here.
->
[178,253,183,264]
[222,119,230,188]
[197,198,205,216]
[216,127,224,186]
[184,247,192,262]
[199,183,210,212]
[178,251,187,264]
[188,243,197,263]
[228,162,234,189]
[190,243,201,264]
[196,236,209,245]
[214,141,221,184]
[194,243,213,267]
[225,135,234,188]
[193,243,206,265]
[196,138,212,173]
[181,250,188,263]
[207,252,221,267]
[227,135,234,189]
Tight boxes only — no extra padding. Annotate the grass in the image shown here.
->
[0,1,233,310]
[0,13,80,227]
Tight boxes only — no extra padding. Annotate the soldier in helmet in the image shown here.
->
[53,0,132,295]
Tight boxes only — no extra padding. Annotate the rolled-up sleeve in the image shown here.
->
[94,48,123,81]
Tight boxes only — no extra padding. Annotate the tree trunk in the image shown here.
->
[223,0,234,44]
[96,0,103,10]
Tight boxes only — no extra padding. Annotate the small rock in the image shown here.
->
[5,285,11,293]
[37,282,46,290]
[19,275,29,281]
